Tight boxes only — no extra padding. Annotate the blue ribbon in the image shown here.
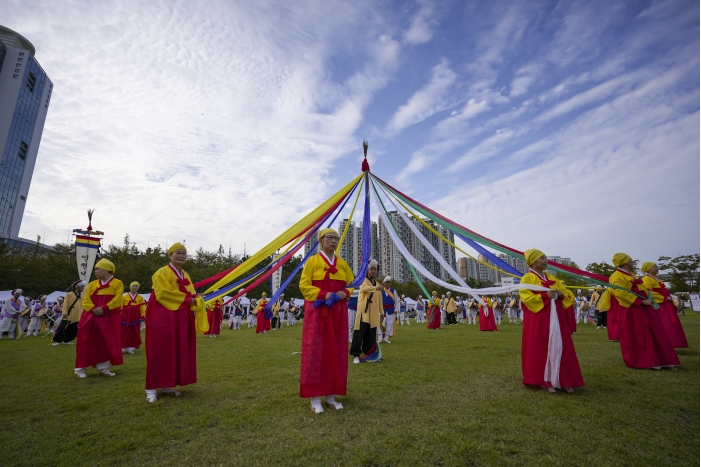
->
[454,232,523,278]
[346,175,371,289]
[313,292,341,308]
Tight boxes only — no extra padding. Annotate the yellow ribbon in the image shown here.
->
[206,173,363,294]
[193,296,209,334]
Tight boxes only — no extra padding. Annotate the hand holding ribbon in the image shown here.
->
[313,293,341,309]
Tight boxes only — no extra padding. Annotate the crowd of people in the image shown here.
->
[0,232,690,411]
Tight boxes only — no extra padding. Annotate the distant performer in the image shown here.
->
[0,289,24,339]
[479,296,497,331]
[350,259,383,364]
[287,297,298,326]
[75,259,124,378]
[230,292,245,330]
[379,276,398,343]
[121,281,146,354]
[205,297,224,338]
[52,281,86,345]
[520,249,583,393]
[414,295,425,323]
[256,292,271,334]
[445,292,457,326]
[25,295,48,336]
[398,295,410,326]
[427,291,441,330]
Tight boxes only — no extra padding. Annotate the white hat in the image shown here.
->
[446,291,451,295]
[383,276,391,283]
[368,259,378,268]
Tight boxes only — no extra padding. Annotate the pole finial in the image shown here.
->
[361,140,370,172]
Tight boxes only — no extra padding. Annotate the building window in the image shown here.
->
[27,72,36,92]
[18,141,28,160]
[13,75,18,78]
[19,195,26,201]
[19,52,24,57]
[14,68,20,73]
[17,58,23,62]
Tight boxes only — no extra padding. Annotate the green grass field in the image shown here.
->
[0,314,698,467]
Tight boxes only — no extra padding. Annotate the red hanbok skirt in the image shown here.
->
[75,297,123,369]
[120,305,142,349]
[521,301,583,388]
[607,307,620,340]
[205,308,223,335]
[256,310,271,334]
[612,297,679,369]
[479,306,497,331]
[300,277,349,398]
[145,298,197,389]
[565,305,576,333]
[427,305,441,329]
[657,301,688,348]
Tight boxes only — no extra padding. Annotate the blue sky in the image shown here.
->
[5,0,699,268]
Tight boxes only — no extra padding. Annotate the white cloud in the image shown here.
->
[402,0,436,45]
[385,59,456,134]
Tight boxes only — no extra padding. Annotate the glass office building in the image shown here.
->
[0,25,53,239]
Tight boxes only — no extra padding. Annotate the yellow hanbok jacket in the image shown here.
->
[641,275,666,304]
[518,271,572,313]
[122,292,146,317]
[299,253,355,301]
[63,291,84,323]
[354,276,382,330]
[609,269,647,309]
[82,277,124,313]
[445,297,456,313]
[151,265,208,334]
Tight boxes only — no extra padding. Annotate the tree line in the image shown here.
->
[0,235,697,299]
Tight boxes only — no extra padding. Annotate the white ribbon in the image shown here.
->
[483,306,489,317]
[543,298,563,389]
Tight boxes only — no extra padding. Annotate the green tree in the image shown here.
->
[585,261,616,277]
[658,254,700,293]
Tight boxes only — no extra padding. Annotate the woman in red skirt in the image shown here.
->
[641,262,688,348]
[519,249,583,393]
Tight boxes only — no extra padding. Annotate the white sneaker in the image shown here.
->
[353,357,360,364]
[75,368,87,378]
[100,369,116,377]
[51,342,60,346]
[384,339,391,344]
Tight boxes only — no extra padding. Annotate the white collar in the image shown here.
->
[529,269,547,281]
[319,250,336,264]
[169,263,184,279]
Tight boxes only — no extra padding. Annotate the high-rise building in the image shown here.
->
[457,252,527,285]
[303,234,319,257]
[0,26,53,239]
[377,211,457,284]
[338,218,378,275]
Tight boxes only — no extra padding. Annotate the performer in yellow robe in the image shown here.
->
[121,282,146,353]
[641,262,688,348]
[299,228,355,413]
[609,254,679,369]
[350,259,383,363]
[75,259,124,378]
[145,243,207,402]
[445,292,457,325]
[519,249,583,391]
